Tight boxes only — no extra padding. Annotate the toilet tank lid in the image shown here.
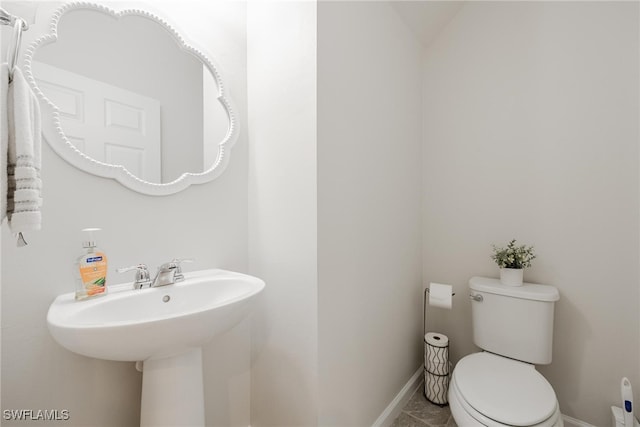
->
[469,277,560,302]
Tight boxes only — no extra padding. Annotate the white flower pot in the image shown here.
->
[500,268,524,286]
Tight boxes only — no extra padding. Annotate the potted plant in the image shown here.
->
[490,239,536,286]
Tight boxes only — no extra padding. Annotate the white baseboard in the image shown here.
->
[371,365,424,427]
[561,414,598,427]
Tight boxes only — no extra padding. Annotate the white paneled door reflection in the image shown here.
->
[32,61,161,182]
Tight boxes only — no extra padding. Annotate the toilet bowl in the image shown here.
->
[449,352,563,427]
[449,277,562,427]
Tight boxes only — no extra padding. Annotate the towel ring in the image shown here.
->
[7,17,24,83]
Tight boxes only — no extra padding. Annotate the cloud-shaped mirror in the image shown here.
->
[25,2,238,195]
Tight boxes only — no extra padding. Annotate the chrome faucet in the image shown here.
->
[151,258,193,287]
[117,259,193,289]
[116,264,152,289]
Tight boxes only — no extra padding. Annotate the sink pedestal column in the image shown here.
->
[140,348,205,427]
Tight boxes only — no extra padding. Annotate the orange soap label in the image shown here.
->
[79,252,107,295]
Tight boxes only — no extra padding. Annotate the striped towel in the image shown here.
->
[3,65,42,246]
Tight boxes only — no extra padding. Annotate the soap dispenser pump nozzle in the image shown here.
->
[82,227,101,249]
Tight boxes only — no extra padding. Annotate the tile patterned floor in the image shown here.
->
[391,387,457,427]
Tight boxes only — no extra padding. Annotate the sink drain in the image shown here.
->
[162,295,170,303]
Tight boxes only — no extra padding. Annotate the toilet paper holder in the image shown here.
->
[423,286,455,406]
[423,286,456,336]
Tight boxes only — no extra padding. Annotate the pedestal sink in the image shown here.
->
[47,269,265,427]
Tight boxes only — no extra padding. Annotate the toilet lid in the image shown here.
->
[453,352,557,426]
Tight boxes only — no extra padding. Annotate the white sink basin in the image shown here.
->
[47,268,265,427]
[47,268,265,361]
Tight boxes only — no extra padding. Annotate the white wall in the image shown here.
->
[317,2,423,425]
[247,2,318,426]
[422,3,639,426]
[1,1,249,426]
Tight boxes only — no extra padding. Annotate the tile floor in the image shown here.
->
[391,387,457,427]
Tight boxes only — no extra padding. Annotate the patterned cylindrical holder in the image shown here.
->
[424,332,450,405]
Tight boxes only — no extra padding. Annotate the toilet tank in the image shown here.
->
[469,276,560,365]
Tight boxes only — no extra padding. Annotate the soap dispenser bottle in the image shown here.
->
[74,228,108,300]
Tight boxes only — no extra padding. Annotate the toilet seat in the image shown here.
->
[450,352,560,427]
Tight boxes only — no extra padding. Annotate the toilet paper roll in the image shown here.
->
[424,369,449,405]
[425,332,449,348]
[429,283,453,309]
[425,333,449,375]
[426,361,449,376]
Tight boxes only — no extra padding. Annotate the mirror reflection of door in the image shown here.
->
[33,61,161,182]
[32,8,230,184]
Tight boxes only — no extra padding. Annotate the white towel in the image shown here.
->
[4,65,42,245]
[1,64,7,225]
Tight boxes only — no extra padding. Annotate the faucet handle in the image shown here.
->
[117,264,152,289]
[170,258,194,281]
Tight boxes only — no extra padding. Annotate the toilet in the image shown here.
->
[448,276,563,427]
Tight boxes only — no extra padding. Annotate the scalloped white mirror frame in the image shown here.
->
[24,2,239,196]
